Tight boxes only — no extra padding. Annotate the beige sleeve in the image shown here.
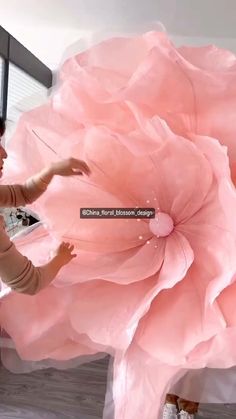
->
[0,226,43,295]
[0,174,50,208]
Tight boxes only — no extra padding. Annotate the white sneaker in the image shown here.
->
[178,411,195,419]
[163,403,178,419]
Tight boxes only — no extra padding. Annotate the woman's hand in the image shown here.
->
[54,242,77,266]
[51,158,91,177]
[30,158,91,192]
[38,242,77,291]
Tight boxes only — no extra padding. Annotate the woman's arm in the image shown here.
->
[0,158,91,208]
[0,167,54,208]
[0,228,76,295]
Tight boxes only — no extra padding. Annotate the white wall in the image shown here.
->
[0,0,236,68]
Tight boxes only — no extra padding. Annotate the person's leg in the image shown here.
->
[162,394,178,418]
[166,394,179,406]
[178,398,199,418]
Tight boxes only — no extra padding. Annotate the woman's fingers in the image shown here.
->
[71,159,91,175]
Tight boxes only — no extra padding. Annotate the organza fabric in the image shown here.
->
[1,31,236,418]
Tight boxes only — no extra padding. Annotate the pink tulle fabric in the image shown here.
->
[2,31,236,418]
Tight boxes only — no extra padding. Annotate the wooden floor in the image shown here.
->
[198,404,236,419]
[0,357,236,418]
[0,357,108,419]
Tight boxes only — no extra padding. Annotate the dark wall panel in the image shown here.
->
[0,27,9,59]
[0,25,52,119]
[9,37,52,88]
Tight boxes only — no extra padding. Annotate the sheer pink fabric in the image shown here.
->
[2,31,236,418]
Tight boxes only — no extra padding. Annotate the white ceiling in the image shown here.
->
[0,0,236,69]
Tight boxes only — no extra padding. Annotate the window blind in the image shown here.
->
[7,62,48,123]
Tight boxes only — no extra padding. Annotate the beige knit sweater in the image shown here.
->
[0,175,50,295]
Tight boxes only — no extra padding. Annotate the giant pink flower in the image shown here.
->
[2,31,236,418]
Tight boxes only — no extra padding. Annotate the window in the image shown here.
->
[0,25,52,233]
[0,25,52,120]
[0,56,4,116]
[7,63,48,124]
